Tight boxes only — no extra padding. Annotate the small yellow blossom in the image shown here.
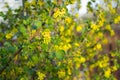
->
[89,65,95,72]
[104,68,111,78]
[98,19,104,27]
[58,61,61,66]
[102,38,108,44]
[61,8,66,15]
[75,13,79,18]
[65,17,72,24]
[12,28,18,33]
[76,25,82,32]
[31,29,36,35]
[71,0,76,4]
[62,44,71,51]
[98,32,103,38]
[80,57,86,63]
[37,71,46,80]
[110,30,115,36]
[57,70,66,78]
[6,33,13,39]
[110,8,116,14]
[53,8,66,19]
[98,61,108,68]
[67,68,71,75]
[86,42,91,47]
[114,16,120,24]
[112,66,117,71]
[105,24,111,30]
[91,23,98,31]
[66,29,71,36]
[65,76,70,80]
[53,8,60,18]
[59,26,64,32]
[38,1,44,6]
[74,42,79,47]
[42,29,51,44]
[96,43,102,50]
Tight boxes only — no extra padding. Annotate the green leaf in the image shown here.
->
[23,20,27,25]
[34,21,42,28]
[32,55,39,64]
[55,50,65,60]
[19,25,26,34]
[7,46,16,53]
[4,42,11,46]
[49,52,55,59]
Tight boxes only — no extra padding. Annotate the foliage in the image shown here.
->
[0,0,120,80]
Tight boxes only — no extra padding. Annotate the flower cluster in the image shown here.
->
[114,16,120,24]
[37,71,46,80]
[42,29,51,44]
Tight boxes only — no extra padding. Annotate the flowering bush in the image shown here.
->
[0,0,120,80]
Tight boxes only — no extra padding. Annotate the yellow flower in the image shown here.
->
[110,8,116,14]
[65,76,70,80]
[102,38,108,44]
[38,1,44,6]
[74,42,79,47]
[62,44,71,51]
[66,29,71,36]
[105,24,111,30]
[53,9,60,18]
[112,66,117,71]
[65,17,72,24]
[80,57,86,63]
[53,8,66,19]
[98,32,103,38]
[61,8,66,15]
[98,61,108,68]
[76,62,80,69]
[104,68,111,78]
[114,16,120,24]
[98,21,103,27]
[110,30,115,36]
[12,28,18,33]
[89,65,95,72]
[59,26,64,32]
[61,36,71,43]
[75,13,79,18]
[74,56,86,69]
[76,25,82,32]
[71,0,76,4]
[67,68,71,75]
[54,45,59,50]
[57,70,66,78]
[58,61,61,66]
[96,43,102,50]
[37,72,46,80]
[42,29,51,44]
[31,29,36,35]
[86,42,91,47]
[91,23,98,31]
[6,33,13,39]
